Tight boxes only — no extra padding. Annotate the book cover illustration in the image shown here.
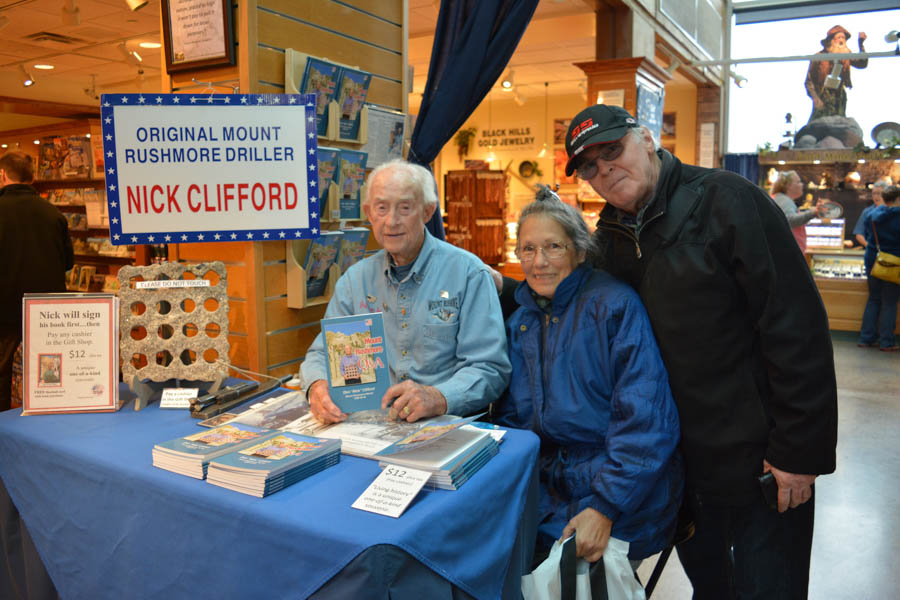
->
[37,136,69,180]
[65,212,88,231]
[152,423,277,479]
[374,414,482,457]
[317,146,340,212]
[303,231,343,298]
[335,67,371,140]
[301,57,340,137]
[336,149,367,220]
[337,227,370,274]
[63,136,92,178]
[321,312,390,413]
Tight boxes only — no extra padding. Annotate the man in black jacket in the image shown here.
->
[0,151,74,410]
[563,105,837,599]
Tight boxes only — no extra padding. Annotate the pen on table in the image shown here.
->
[191,380,259,408]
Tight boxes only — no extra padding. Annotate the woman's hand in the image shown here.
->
[560,507,613,563]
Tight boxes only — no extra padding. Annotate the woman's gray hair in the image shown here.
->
[363,159,437,210]
[517,185,591,260]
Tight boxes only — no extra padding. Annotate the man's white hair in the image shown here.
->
[363,159,437,209]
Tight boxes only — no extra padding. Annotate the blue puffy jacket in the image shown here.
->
[494,264,683,559]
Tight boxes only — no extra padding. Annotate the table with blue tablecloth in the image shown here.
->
[0,385,539,599]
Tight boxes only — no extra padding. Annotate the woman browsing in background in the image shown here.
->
[770,170,822,251]
[493,187,683,564]
[859,185,900,351]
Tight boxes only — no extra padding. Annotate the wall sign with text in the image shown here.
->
[100,93,321,245]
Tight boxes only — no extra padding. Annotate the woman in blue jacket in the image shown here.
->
[859,185,900,351]
[493,190,683,563]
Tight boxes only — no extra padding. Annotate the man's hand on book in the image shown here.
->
[308,380,346,424]
[383,381,447,422]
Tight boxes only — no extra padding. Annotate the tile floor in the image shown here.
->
[635,331,900,599]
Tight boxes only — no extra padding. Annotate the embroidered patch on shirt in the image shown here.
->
[429,296,459,321]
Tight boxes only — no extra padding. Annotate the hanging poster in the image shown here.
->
[100,93,321,245]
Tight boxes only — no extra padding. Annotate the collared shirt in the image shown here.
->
[301,229,511,416]
[853,204,877,238]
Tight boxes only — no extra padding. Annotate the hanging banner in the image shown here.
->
[100,93,321,245]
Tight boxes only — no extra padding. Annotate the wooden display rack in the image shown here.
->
[285,239,341,309]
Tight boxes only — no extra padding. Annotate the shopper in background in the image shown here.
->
[564,104,837,599]
[858,185,900,351]
[301,159,510,424]
[0,150,74,411]
[853,180,888,247]
[493,188,682,564]
[770,170,821,251]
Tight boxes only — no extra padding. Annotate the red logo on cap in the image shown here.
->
[570,118,593,142]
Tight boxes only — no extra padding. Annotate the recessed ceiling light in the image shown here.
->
[1,144,7,149]
[33,64,55,70]
[139,42,161,49]
[34,140,41,145]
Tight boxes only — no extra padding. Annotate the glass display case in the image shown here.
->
[809,250,865,281]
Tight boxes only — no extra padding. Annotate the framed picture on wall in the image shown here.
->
[161,0,236,74]
[553,119,572,145]
[662,112,676,138]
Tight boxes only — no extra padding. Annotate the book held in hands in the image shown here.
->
[321,312,390,413]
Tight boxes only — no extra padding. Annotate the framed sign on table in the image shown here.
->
[161,0,235,74]
[22,293,121,415]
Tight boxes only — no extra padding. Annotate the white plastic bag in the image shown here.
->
[522,536,645,600]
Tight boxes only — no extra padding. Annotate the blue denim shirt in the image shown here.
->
[301,229,511,416]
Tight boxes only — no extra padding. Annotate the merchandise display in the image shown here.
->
[152,422,277,479]
[117,262,230,407]
[206,433,341,497]
[303,231,342,298]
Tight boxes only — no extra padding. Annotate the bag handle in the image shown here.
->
[872,221,881,251]
[559,537,609,600]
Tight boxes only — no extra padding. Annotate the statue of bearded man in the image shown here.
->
[805,25,868,123]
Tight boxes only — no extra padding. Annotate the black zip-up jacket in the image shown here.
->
[593,150,838,505]
[0,183,74,333]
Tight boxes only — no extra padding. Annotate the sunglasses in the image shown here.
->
[575,139,627,180]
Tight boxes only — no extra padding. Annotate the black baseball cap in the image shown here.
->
[564,105,639,176]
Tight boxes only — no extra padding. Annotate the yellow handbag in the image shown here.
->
[871,223,900,285]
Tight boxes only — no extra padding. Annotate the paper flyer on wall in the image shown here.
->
[321,312,390,413]
[22,293,120,415]
[359,105,405,169]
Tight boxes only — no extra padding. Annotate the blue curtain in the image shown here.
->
[723,153,761,187]
[409,0,540,239]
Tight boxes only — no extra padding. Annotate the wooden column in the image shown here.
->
[574,58,670,114]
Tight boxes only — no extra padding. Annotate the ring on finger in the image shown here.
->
[403,405,410,416]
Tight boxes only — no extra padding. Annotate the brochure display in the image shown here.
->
[336,227,370,274]
[360,105,406,169]
[334,67,372,141]
[336,149,367,220]
[304,231,343,299]
[321,313,390,413]
[21,293,120,415]
[152,422,276,479]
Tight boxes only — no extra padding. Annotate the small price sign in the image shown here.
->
[351,465,432,518]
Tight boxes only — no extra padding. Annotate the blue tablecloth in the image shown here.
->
[0,386,539,599]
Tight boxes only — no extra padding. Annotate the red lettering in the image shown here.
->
[166,185,181,213]
[223,184,235,212]
[150,185,164,214]
[268,183,282,210]
[251,183,266,210]
[187,184,201,212]
[284,183,297,210]
[237,183,249,212]
[126,186,142,214]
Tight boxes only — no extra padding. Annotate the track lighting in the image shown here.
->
[125,0,148,10]
[500,70,515,92]
[729,70,747,88]
[19,64,35,87]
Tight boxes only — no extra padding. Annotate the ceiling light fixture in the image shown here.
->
[139,41,161,49]
[537,82,548,158]
[19,64,35,87]
[500,70,514,92]
[125,0,149,10]
[729,70,747,88]
[512,91,525,106]
[118,43,142,65]
[665,58,681,75]
[34,64,55,70]
[61,0,81,26]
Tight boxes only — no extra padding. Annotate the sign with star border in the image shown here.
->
[100,93,321,245]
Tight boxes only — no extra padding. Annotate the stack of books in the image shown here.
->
[152,423,276,479]
[376,426,499,490]
[206,433,341,497]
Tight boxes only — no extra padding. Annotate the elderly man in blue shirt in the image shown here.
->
[301,159,510,423]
